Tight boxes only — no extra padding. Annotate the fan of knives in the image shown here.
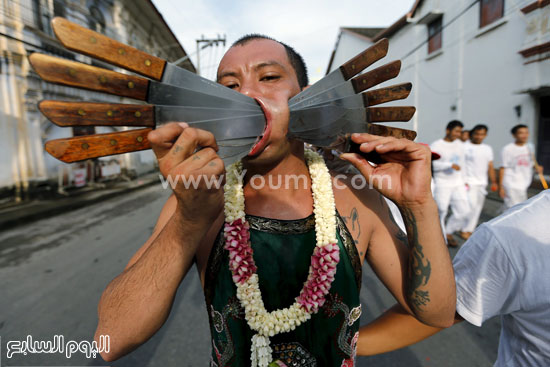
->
[29,17,417,165]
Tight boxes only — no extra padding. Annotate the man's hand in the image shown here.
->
[452,164,461,171]
[499,186,506,199]
[340,134,432,207]
[148,123,225,227]
[536,165,544,175]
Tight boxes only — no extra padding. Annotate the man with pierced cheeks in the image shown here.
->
[94,35,456,366]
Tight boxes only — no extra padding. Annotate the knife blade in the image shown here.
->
[290,60,402,111]
[289,39,389,107]
[28,53,262,112]
[51,17,258,107]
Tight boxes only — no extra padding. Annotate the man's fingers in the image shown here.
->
[169,127,219,162]
[340,153,375,178]
[148,123,187,159]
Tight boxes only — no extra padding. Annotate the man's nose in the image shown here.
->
[239,81,260,98]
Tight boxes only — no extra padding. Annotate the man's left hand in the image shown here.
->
[340,133,432,207]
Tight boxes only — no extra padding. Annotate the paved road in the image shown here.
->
[0,182,501,367]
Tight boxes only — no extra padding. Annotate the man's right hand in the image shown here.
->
[499,186,506,199]
[452,164,461,171]
[148,123,225,227]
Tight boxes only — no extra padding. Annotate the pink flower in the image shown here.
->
[297,243,339,312]
[224,220,257,284]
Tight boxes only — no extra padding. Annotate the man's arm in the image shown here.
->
[488,161,498,191]
[356,304,462,356]
[95,124,225,361]
[499,167,506,198]
[342,135,456,328]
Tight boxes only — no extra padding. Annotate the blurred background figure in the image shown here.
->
[499,125,544,209]
[460,130,470,143]
[430,120,470,247]
[460,124,497,240]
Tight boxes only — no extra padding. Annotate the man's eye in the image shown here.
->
[225,84,238,89]
[261,75,280,82]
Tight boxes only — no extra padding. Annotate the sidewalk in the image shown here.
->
[0,172,161,231]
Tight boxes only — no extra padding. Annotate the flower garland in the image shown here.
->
[223,149,340,367]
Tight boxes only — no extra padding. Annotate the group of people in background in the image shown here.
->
[430,120,544,247]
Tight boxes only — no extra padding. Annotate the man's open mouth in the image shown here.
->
[248,98,272,157]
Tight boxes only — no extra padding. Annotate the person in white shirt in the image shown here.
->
[357,190,550,367]
[430,120,470,247]
[499,124,544,208]
[460,124,497,240]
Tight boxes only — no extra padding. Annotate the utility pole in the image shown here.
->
[195,34,226,76]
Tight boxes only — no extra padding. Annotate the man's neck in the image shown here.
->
[443,137,453,142]
[515,141,526,146]
[241,142,315,219]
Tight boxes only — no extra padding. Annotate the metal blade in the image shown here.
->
[289,39,389,106]
[148,81,262,111]
[290,60,401,110]
[183,115,265,141]
[155,105,264,122]
[161,63,258,106]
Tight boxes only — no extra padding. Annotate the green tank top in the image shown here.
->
[204,212,362,367]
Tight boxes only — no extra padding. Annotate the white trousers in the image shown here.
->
[434,184,471,236]
[462,185,487,233]
[503,186,528,209]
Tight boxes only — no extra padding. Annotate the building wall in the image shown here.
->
[0,0,192,198]
[328,0,550,166]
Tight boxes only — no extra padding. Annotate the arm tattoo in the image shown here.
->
[192,154,201,161]
[401,207,432,310]
[342,207,360,245]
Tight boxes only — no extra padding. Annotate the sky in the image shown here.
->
[151,0,416,83]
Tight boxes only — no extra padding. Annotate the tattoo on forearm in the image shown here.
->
[342,207,360,245]
[401,207,432,310]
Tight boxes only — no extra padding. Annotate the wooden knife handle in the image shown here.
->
[45,129,152,163]
[39,100,155,127]
[339,39,389,80]
[362,83,412,107]
[52,17,166,81]
[28,53,149,100]
[367,106,416,122]
[346,125,417,164]
[351,60,401,94]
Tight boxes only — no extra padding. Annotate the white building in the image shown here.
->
[327,0,550,169]
[0,0,195,201]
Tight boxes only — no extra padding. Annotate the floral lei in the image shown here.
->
[223,149,340,367]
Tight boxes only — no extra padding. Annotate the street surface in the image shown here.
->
[0,181,502,367]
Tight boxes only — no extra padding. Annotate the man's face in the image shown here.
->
[217,39,302,164]
[460,131,470,142]
[471,129,487,144]
[514,127,529,144]
[446,126,462,141]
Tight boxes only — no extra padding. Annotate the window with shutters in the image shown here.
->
[428,17,443,54]
[480,0,504,28]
